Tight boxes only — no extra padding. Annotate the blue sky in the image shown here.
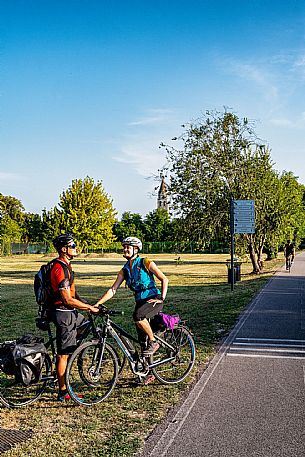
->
[1,1,305,217]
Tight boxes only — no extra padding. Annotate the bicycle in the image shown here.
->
[0,313,125,408]
[65,307,196,406]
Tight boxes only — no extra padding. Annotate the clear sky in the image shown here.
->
[1,1,305,217]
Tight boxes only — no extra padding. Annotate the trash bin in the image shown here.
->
[226,259,242,284]
[235,261,241,281]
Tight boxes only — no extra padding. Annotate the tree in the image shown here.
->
[144,208,171,241]
[0,194,25,223]
[58,176,117,251]
[0,215,23,243]
[22,213,44,243]
[0,194,25,252]
[41,207,64,243]
[113,212,145,241]
[162,109,305,272]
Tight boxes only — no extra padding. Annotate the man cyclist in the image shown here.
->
[51,233,99,401]
[95,236,169,357]
[284,239,295,270]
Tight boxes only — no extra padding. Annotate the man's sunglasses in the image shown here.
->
[67,243,77,249]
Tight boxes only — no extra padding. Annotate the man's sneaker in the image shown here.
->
[57,390,71,402]
[142,340,159,357]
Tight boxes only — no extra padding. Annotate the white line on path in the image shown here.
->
[227,353,305,360]
[235,338,305,343]
[233,342,305,348]
[230,347,305,353]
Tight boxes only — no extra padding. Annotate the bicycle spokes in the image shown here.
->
[66,341,118,406]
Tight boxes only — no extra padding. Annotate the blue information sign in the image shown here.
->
[233,200,255,234]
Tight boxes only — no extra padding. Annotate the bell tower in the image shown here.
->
[157,176,169,213]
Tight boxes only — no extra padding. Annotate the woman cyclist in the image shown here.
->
[95,237,168,356]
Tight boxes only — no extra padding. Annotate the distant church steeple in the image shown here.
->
[157,175,169,213]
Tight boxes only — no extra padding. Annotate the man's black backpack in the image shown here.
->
[34,259,70,320]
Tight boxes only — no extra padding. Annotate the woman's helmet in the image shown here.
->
[122,236,142,251]
[53,233,75,251]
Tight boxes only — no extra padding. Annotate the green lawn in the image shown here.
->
[0,253,283,456]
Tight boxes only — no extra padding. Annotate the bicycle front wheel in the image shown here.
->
[0,355,51,408]
[151,326,196,384]
[66,340,118,406]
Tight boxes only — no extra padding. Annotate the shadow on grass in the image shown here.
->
[1,273,274,349]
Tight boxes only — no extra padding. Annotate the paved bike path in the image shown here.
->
[139,253,305,457]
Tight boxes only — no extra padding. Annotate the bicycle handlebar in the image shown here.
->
[98,306,124,316]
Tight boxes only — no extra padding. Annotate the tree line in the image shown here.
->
[0,177,172,253]
[1,109,305,272]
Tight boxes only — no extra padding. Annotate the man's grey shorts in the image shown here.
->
[52,310,86,355]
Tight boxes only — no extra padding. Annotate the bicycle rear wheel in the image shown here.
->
[66,340,118,406]
[0,355,52,408]
[151,326,196,384]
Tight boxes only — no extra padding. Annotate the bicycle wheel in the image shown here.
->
[0,354,52,408]
[66,340,118,406]
[151,326,196,384]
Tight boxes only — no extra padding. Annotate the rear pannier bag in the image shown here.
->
[0,335,47,386]
[13,342,47,386]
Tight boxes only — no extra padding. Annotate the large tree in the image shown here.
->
[57,176,117,251]
[162,109,305,272]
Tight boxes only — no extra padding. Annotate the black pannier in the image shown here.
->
[0,335,47,387]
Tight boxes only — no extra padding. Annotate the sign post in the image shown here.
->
[229,197,235,291]
[229,199,255,291]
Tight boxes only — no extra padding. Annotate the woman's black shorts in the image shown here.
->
[133,296,163,322]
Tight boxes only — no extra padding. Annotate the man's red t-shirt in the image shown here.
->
[50,258,75,307]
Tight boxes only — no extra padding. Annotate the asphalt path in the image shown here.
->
[139,253,305,457]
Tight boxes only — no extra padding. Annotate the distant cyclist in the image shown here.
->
[95,236,168,356]
[284,239,295,270]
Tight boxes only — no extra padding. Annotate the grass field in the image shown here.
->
[0,253,283,456]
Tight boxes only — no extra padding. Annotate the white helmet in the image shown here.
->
[122,236,142,251]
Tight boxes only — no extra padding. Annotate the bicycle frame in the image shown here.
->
[100,314,179,376]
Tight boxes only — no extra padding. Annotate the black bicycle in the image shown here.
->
[65,307,196,406]
[0,313,124,408]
